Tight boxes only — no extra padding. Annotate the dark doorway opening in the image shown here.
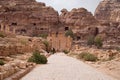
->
[77,36,81,40]
[21,29,27,34]
[12,23,17,26]
[94,27,99,36]
[0,25,1,30]
[56,31,58,37]
[65,27,69,31]
[33,23,36,26]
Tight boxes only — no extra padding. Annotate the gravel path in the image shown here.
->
[21,53,116,80]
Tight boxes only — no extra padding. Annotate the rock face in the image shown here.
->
[0,0,59,36]
[0,36,45,56]
[60,8,98,32]
[95,0,120,22]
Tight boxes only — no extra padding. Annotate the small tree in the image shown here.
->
[43,40,50,53]
[94,37,103,48]
[87,36,95,46]
[65,29,74,38]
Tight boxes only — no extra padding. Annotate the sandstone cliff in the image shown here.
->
[95,0,120,22]
[60,8,98,32]
[0,0,59,36]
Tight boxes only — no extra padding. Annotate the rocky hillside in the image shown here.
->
[0,35,45,56]
[0,0,59,36]
[95,0,120,22]
[60,8,98,32]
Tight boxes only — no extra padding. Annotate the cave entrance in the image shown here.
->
[94,27,99,36]
[65,27,69,31]
[56,31,58,37]
[77,36,81,40]
[21,29,27,34]
[12,22,17,26]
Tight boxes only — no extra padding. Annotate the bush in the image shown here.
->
[38,33,48,39]
[78,52,87,59]
[116,47,120,52]
[63,50,69,54]
[0,32,6,38]
[94,37,103,48]
[65,29,74,38]
[28,50,47,64]
[78,52,97,62]
[87,36,95,46]
[0,60,5,65]
[20,40,27,45]
[43,40,50,53]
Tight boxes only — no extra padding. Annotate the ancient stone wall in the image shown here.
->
[47,32,72,51]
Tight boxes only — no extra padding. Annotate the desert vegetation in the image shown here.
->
[63,50,69,54]
[65,29,74,39]
[28,50,48,64]
[0,59,5,65]
[0,32,6,38]
[87,36,103,48]
[78,52,98,62]
[38,33,48,39]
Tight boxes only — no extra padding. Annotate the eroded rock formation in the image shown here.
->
[60,8,98,32]
[95,0,120,22]
[0,36,45,56]
[0,0,59,36]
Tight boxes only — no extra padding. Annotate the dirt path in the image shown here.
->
[21,53,116,80]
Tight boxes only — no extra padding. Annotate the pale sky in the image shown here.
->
[36,0,102,14]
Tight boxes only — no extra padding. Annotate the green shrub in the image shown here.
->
[65,29,74,38]
[87,36,95,46]
[43,40,50,53]
[38,33,48,39]
[94,37,103,48]
[116,47,120,52]
[78,52,87,59]
[78,52,97,62]
[0,32,6,38]
[20,40,27,45]
[28,50,47,64]
[63,50,69,54]
[0,60,5,65]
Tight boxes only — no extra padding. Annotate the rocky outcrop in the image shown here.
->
[60,8,98,32]
[0,36,45,56]
[0,0,59,36]
[95,0,120,22]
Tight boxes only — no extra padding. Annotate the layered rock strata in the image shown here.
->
[95,0,120,22]
[60,8,98,33]
[0,0,59,36]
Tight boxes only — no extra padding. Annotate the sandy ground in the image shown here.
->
[21,53,116,80]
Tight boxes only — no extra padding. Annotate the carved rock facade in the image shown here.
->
[0,0,59,36]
